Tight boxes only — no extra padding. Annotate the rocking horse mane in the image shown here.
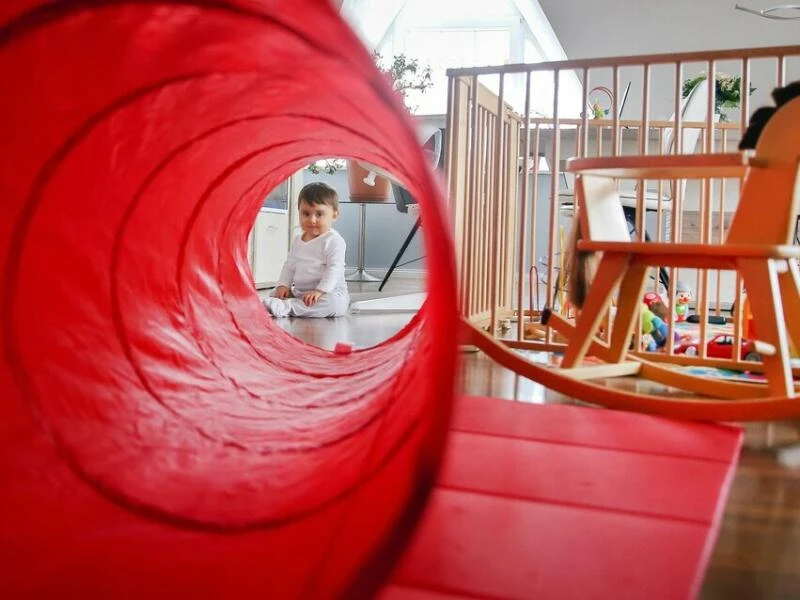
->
[567,220,593,309]
[739,81,800,150]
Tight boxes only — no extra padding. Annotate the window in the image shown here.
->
[399,27,514,115]
[375,0,582,118]
[262,180,289,211]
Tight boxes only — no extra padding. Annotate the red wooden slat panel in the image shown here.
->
[392,489,714,600]
[453,395,741,461]
[387,396,741,600]
[440,431,737,523]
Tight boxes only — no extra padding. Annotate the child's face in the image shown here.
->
[298,199,338,239]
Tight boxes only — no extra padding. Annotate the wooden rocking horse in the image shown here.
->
[462,95,800,420]
[549,94,800,398]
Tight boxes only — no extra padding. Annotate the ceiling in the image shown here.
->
[336,1,800,60]
[333,0,800,117]
[535,0,800,59]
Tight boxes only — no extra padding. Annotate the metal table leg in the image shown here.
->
[346,202,381,283]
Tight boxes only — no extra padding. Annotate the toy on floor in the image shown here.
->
[523,320,569,343]
[638,293,684,352]
[641,303,670,351]
[643,292,672,321]
[643,291,664,308]
[334,341,354,355]
[675,333,762,362]
[675,281,692,322]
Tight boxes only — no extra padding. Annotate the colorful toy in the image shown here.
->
[675,333,762,361]
[638,294,684,352]
[588,86,613,119]
[643,291,664,308]
[649,301,671,322]
[643,292,671,323]
[640,305,681,351]
[675,281,692,322]
[640,303,670,351]
[334,340,354,354]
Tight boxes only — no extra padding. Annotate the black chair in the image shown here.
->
[378,184,422,291]
[378,127,443,292]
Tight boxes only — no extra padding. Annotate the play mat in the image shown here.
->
[529,316,800,386]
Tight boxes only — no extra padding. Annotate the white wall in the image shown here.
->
[536,0,800,120]
[537,0,800,57]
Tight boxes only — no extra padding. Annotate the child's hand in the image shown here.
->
[303,290,323,306]
[274,285,290,299]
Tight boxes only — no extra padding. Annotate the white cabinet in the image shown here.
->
[249,175,301,289]
[251,209,290,288]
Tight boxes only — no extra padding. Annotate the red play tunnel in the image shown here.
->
[0,0,458,596]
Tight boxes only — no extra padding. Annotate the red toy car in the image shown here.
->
[675,333,761,361]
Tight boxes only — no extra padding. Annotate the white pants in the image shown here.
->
[263,289,349,318]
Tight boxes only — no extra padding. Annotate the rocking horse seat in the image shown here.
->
[576,241,800,262]
[566,151,755,180]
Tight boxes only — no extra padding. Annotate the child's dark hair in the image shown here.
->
[298,182,339,212]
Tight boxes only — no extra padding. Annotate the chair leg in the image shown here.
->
[378,217,421,292]
[739,259,794,398]
[561,253,631,368]
[608,263,651,362]
[778,259,800,354]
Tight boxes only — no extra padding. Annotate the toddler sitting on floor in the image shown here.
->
[263,182,349,318]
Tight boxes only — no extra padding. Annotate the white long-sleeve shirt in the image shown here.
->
[277,229,348,294]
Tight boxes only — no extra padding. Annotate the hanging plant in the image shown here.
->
[306,158,346,175]
[306,54,433,175]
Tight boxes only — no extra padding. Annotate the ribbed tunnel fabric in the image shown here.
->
[0,0,458,596]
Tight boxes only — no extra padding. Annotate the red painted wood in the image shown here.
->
[385,396,742,600]
[381,585,465,599]
[440,431,737,522]
[452,395,741,461]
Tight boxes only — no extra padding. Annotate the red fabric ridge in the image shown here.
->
[0,1,458,596]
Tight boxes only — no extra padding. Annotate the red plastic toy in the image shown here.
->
[643,291,664,307]
[675,333,762,361]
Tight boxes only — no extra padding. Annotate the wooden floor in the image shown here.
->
[263,274,800,599]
